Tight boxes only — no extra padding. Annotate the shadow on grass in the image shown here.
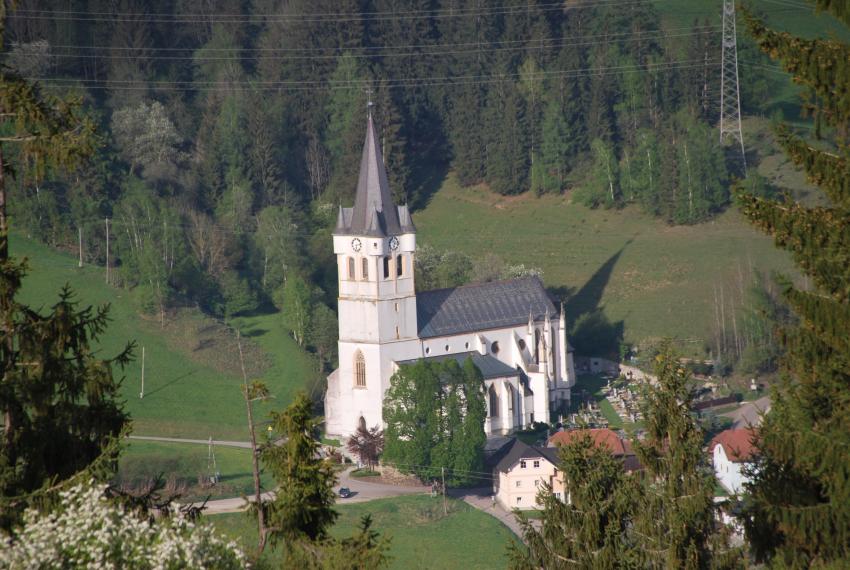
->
[144,370,198,398]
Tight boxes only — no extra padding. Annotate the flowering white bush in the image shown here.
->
[0,482,246,569]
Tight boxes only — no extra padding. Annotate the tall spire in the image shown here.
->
[348,112,402,237]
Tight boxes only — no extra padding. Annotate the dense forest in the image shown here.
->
[3,0,779,371]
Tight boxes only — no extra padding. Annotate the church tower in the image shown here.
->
[326,108,418,437]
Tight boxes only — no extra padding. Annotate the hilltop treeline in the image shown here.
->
[4,1,775,353]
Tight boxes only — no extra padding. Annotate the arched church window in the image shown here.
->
[383,256,391,279]
[534,329,540,362]
[358,416,367,432]
[396,254,404,277]
[354,350,366,388]
[347,257,355,280]
[488,384,499,418]
[507,384,515,412]
[361,257,369,280]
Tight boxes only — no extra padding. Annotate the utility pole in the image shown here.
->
[719,0,747,173]
[104,217,110,284]
[441,466,448,516]
[139,346,145,399]
[78,226,83,267]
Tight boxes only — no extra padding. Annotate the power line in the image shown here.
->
[7,0,649,24]
[26,58,720,92]
[42,28,721,62]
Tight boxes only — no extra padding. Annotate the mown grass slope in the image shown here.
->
[211,495,521,569]
[11,234,315,440]
[414,173,794,352]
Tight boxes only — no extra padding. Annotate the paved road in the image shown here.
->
[198,468,430,515]
[129,435,251,449]
[721,396,771,429]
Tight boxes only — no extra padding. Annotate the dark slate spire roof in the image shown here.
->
[416,276,557,339]
[333,112,414,237]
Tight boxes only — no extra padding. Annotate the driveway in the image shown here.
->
[129,435,251,449]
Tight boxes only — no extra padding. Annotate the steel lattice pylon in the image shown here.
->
[719,0,747,172]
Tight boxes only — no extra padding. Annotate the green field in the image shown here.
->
[116,440,272,502]
[415,174,794,352]
[10,234,316,440]
[211,495,521,569]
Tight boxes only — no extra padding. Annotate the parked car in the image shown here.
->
[338,487,352,498]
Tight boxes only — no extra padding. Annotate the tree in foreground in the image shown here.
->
[0,482,245,569]
[738,3,850,566]
[260,392,389,567]
[631,344,740,569]
[509,434,640,569]
[512,346,740,569]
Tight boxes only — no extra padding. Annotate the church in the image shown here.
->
[325,111,576,441]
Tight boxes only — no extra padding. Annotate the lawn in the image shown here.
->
[11,234,315,440]
[210,495,521,569]
[415,175,793,354]
[115,440,273,502]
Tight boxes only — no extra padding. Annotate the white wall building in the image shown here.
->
[324,112,576,440]
[710,428,757,494]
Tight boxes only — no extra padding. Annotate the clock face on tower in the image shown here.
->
[351,238,362,252]
[389,236,399,251]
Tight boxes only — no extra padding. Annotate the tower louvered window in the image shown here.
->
[348,257,355,280]
[354,350,366,387]
[361,257,369,280]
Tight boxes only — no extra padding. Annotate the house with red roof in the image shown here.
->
[709,428,758,494]
[548,428,642,473]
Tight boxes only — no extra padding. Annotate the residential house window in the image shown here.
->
[534,479,540,487]
[347,257,355,280]
[516,497,522,504]
[555,492,561,500]
[354,350,366,387]
[361,257,369,280]
[533,460,540,468]
[520,460,527,469]
[515,480,521,487]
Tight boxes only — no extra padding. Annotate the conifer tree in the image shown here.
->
[631,343,740,569]
[737,3,850,565]
[510,435,640,569]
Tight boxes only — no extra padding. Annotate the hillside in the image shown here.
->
[10,234,316,440]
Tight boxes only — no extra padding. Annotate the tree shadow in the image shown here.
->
[564,238,634,358]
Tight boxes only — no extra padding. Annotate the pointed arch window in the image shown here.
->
[488,384,499,418]
[361,257,369,280]
[354,350,366,388]
[347,257,355,280]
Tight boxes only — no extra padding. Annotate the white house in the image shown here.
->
[324,111,576,441]
[710,428,757,494]
[492,439,564,510]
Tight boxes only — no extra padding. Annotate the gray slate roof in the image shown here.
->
[397,351,520,380]
[333,113,415,237]
[417,276,557,339]
[494,439,561,473]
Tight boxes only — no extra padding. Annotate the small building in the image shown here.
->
[548,428,642,473]
[492,439,563,510]
[709,428,757,494]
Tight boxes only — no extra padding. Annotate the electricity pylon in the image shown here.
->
[719,0,747,173]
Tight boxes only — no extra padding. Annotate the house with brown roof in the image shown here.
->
[548,428,642,473]
[709,428,757,494]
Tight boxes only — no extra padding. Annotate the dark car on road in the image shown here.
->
[338,487,352,498]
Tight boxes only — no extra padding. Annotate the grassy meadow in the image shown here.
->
[116,440,272,502]
[11,234,316,440]
[211,495,521,569]
[414,172,794,353]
